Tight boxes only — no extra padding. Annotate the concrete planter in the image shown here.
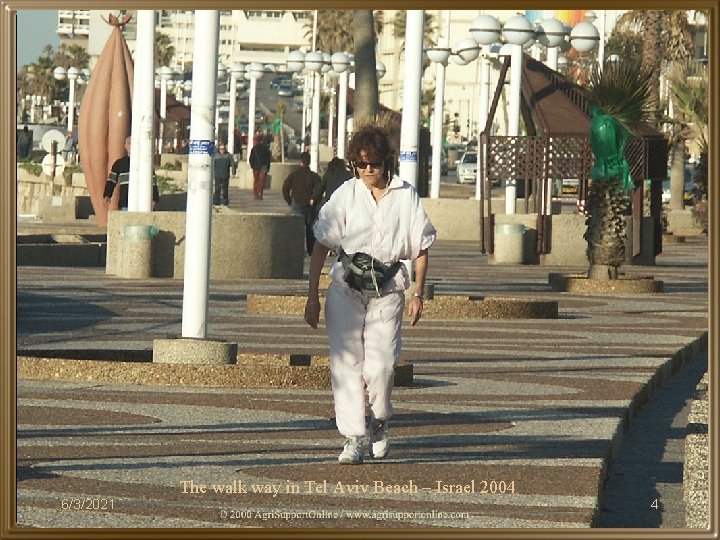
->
[106,210,305,280]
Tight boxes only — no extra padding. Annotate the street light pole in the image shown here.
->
[398,10,424,190]
[427,45,450,200]
[66,67,79,133]
[304,50,324,172]
[182,9,220,340]
[228,63,245,156]
[470,14,502,202]
[331,52,350,159]
[245,62,264,162]
[159,66,172,153]
[427,11,452,200]
[502,13,535,215]
[128,9,156,212]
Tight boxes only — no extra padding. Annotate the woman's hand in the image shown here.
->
[407,295,423,326]
[304,298,321,329]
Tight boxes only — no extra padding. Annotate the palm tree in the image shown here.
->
[155,32,175,68]
[584,59,655,280]
[668,59,708,198]
[353,10,379,126]
[615,10,696,210]
[305,10,384,52]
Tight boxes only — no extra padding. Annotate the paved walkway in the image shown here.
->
[15,225,708,529]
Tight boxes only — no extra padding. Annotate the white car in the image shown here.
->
[455,151,477,184]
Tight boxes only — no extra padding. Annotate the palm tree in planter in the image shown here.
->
[583,59,656,280]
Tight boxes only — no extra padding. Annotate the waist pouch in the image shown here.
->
[338,249,402,296]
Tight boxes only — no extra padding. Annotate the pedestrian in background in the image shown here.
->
[62,131,77,164]
[103,136,160,211]
[212,143,237,206]
[304,125,436,464]
[17,125,31,158]
[249,137,271,200]
[282,151,321,255]
[311,156,352,217]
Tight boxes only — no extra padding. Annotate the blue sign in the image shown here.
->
[399,150,418,162]
[189,139,215,155]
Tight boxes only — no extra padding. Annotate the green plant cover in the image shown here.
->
[588,106,634,192]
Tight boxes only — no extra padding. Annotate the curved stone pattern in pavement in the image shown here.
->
[16,237,708,529]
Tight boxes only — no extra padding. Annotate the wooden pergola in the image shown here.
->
[479,54,668,258]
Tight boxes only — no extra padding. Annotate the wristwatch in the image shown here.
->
[412,292,424,301]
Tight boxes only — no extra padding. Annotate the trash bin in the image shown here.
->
[494,223,526,264]
[120,224,158,279]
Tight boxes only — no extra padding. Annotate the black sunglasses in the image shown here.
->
[354,161,383,170]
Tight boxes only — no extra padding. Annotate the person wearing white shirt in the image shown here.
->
[304,126,436,464]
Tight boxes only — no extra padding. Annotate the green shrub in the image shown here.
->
[19,161,42,176]
[156,174,182,194]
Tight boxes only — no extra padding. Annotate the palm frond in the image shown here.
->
[586,58,656,133]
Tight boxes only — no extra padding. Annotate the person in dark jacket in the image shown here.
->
[103,136,159,210]
[17,125,32,158]
[212,143,237,205]
[311,157,352,216]
[249,138,271,200]
[283,152,321,255]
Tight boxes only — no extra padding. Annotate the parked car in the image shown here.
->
[446,143,467,171]
[277,82,294,97]
[662,179,694,205]
[455,151,477,184]
[270,76,291,89]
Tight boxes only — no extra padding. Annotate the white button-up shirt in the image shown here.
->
[313,175,436,292]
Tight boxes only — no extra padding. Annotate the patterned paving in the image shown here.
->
[15,228,708,529]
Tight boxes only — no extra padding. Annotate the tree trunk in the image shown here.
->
[669,139,686,210]
[353,10,378,127]
[641,10,664,128]
[584,179,629,280]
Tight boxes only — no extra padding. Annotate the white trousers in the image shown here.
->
[325,282,404,437]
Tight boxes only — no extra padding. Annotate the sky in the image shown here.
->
[16,10,59,68]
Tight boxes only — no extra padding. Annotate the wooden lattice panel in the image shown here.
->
[546,137,592,179]
[487,136,522,181]
[625,139,646,181]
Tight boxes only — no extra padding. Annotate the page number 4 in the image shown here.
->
[651,499,659,509]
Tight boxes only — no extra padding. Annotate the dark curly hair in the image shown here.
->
[346,126,393,180]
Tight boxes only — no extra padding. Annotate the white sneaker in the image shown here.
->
[338,436,364,464]
[369,418,389,459]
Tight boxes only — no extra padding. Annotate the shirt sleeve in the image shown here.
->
[313,182,348,250]
[409,189,437,258]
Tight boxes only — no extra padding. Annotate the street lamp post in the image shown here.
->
[398,10,424,190]
[182,9,220,340]
[470,14,502,202]
[501,13,535,215]
[53,66,80,133]
[534,17,567,213]
[215,62,227,143]
[286,49,306,150]
[158,65,172,153]
[535,17,566,71]
[426,44,451,200]
[227,62,245,156]
[245,62,265,162]
[331,52,350,159]
[304,50,325,172]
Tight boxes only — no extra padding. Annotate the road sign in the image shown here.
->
[41,129,66,154]
[41,153,65,178]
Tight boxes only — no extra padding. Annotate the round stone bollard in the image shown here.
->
[120,224,158,279]
[153,338,238,365]
[494,223,526,264]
